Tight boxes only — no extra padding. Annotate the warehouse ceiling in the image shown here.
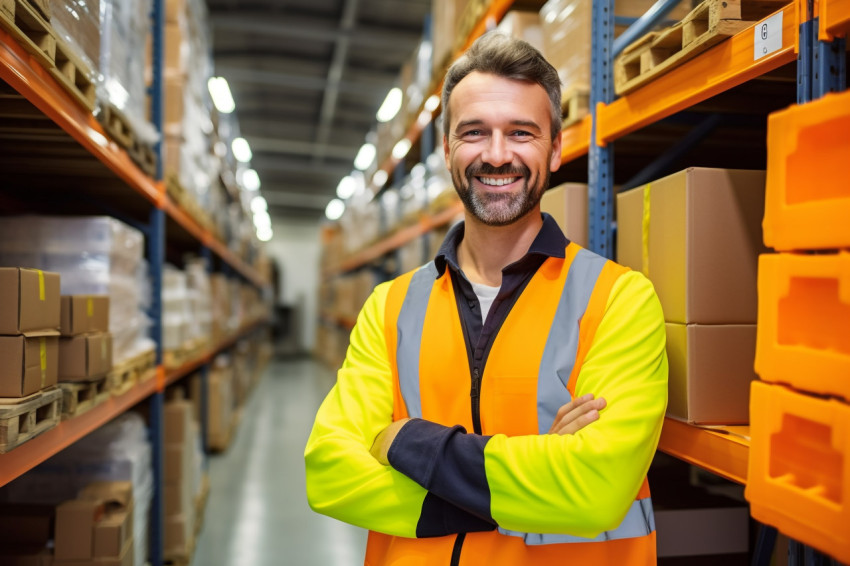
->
[206,0,433,221]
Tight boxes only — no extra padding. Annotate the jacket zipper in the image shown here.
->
[470,367,482,435]
[450,533,466,566]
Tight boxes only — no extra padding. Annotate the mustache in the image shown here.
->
[465,163,529,178]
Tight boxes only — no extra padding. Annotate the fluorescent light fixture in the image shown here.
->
[417,110,433,127]
[251,196,268,214]
[336,176,357,200]
[242,169,261,191]
[257,226,273,242]
[325,199,345,221]
[376,87,403,123]
[354,143,376,170]
[253,212,272,229]
[232,137,252,162]
[372,169,388,188]
[411,163,426,180]
[208,77,235,113]
[392,139,412,160]
[424,94,440,112]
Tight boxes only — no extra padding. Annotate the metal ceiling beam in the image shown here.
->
[210,13,421,49]
[217,66,389,97]
[250,136,356,160]
[314,0,359,162]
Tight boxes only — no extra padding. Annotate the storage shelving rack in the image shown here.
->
[0,0,272,564]
[323,0,848,559]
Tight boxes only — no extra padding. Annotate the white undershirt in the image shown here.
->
[469,280,501,322]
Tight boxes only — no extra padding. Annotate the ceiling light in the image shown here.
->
[232,137,252,162]
[372,170,388,188]
[208,77,235,114]
[251,196,267,214]
[354,143,376,170]
[257,226,273,242]
[424,94,440,112]
[376,87,403,123]
[417,110,432,127]
[253,212,271,229]
[392,139,412,160]
[242,169,261,191]
[336,176,357,200]
[325,199,345,221]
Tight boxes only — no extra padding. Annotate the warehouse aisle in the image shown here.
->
[192,358,368,566]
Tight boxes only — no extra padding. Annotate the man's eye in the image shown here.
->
[512,130,532,137]
[463,130,483,137]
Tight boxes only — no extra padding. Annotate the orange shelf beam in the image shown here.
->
[327,201,464,276]
[560,116,592,164]
[0,377,159,488]
[821,0,850,39]
[0,27,162,207]
[658,418,750,485]
[598,3,797,144]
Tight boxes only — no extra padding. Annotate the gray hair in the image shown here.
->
[441,32,562,140]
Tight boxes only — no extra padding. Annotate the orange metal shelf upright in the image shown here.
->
[658,418,750,484]
[0,26,163,207]
[597,2,798,145]
[821,0,850,39]
[560,116,592,165]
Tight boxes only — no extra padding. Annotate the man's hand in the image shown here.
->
[370,418,410,465]
[548,393,607,435]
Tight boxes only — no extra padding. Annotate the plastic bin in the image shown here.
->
[764,90,850,251]
[755,252,850,401]
[746,381,850,563]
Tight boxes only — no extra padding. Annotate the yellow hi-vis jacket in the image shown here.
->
[305,241,668,566]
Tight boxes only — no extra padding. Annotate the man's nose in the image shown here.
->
[481,132,512,166]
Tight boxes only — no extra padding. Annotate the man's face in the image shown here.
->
[443,71,561,227]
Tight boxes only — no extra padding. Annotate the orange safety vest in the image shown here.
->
[366,243,656,566]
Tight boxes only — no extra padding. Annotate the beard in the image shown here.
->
[452,161,550,227]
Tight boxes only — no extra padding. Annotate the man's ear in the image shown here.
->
[443,135,450,169]
[550,131,562,172]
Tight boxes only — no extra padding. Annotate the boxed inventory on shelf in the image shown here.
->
[0,268,60,335]
[540,183,588,248]
[0,334,59,398]
[58,332,113,381]
[60,295,110,336]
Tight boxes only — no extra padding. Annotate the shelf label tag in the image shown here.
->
[754,12,783,60]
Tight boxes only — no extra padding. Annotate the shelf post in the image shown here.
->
[589,0,616,258]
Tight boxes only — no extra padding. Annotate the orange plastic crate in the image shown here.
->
[755,252,850,401]
[746,381,850,563]
[764,90,850,251]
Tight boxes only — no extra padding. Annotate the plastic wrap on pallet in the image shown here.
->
[0,412,153,566]
[100,0,157,144]
[50,0,101,76]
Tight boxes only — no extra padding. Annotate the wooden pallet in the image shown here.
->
[108,347,156,397]
[163,338,209,370]
[614,0,789,95]
[0,0,55,69]
[58,377,110,419]
[99,103,157,176]
[561,86,590,130]
[0,386,62,454]
[50,36,96,111]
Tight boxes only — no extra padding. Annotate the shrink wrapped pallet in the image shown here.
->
[50,0,101,75]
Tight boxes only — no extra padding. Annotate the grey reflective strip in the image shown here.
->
[395,262,439,419]
[537,248,609,434]
[497,497,655,545]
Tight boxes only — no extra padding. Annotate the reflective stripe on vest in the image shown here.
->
[392,245,654,545]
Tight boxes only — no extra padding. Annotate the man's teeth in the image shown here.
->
[479,177,519,186]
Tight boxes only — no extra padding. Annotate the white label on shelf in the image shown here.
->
[754,12,783,60]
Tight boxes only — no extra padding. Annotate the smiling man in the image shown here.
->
[305,33,668,566]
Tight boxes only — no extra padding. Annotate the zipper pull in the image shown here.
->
[470,368,480,399]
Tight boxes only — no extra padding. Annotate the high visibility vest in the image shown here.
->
[366,243,657,566]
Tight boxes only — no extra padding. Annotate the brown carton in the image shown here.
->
[80,482,134,560]
[665,323,758,424]
[54,499,101,560]
[541,183,588,248]
[54,539,133,566]
[616,168,767,324]
[164,398,193,444]
[0,268,60,336]
[60,296,109,336]
[58,333,113,381]
[0,334,59,397]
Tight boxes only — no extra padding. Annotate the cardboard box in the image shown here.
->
[58,333,113,381]
[496,10,544,52]
[541,183,588,248]
[665,323,758,424]
[54,539,133,566]
[164,514,193,556]
[54,499,101,560]
[616,168,767,324]
[0,268,60,336]
[0,334,59,397]
[79,482,134,559]
[164,398,193,444]
[0,504,54,546]
[60,296,109,336]
[164,479,193,517]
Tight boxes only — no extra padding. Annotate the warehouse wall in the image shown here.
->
[267,217,323,353]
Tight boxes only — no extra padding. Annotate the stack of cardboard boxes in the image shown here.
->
[58,296,113,415]
[54,482,135,566]
[163,397,202,560]
[617,168,767,424]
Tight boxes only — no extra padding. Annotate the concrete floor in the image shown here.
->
[192,358,368,566]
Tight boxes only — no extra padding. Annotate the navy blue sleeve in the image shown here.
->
[387,419,494,524]
[416,493,497,537]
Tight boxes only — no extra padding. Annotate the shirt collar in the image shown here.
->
[434,212,569,277]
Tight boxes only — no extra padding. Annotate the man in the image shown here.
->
[305,32,668,565]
